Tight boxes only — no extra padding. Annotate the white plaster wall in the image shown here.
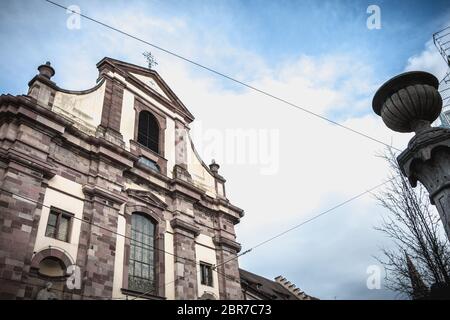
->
[33,175,85,264]
[165,117,176,179]
[110,70,218,195]
[109,72,183,121]
[112,207,126,299]
[52,82,105,135]
[123,181,148,192]
[117,73,177,178]
[195,234,220,299]
[164,223,175,300]
[120,89,136,150]
[186,134,217,197]
[217,182,224,197]
[130,72,170,100]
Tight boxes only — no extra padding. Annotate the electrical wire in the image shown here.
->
[0,186,238,299]
[1,187,196,263]
[3,2,406,299]
[43,0,402,153]
[1,176,392,299]
[213,177,395,270]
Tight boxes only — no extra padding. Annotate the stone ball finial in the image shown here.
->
[37,61,55,80]
[372,71,442,133]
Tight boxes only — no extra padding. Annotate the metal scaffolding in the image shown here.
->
[433,26,450,66]
[433,26,450,127]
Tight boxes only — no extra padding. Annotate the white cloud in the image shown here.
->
[49,7,410,299]
[2,0,448,299]
[404,40,448,81]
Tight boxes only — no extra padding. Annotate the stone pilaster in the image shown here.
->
[174,119,188,169]
[170,218,199,299]
[213,235,242,300]
[77,185,127,299]
[27,62,57,110]
[0,107,56,299]
[97,78,125,147]
[0,157,54,299]
[209,160,226,199]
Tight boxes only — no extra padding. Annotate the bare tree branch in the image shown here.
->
[374,148,450,299]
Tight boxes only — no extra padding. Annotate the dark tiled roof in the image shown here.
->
[239,269,299,300]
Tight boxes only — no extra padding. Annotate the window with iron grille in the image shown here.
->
[137,111,159,153]
[45,208,72,242]
[200,262,213,287]
[128,213,156,294]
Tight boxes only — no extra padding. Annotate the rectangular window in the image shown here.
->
[45,208,72,242]
[200,262,213,287]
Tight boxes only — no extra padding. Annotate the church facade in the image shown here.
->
[0,58,244,300]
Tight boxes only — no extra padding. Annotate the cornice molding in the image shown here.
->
[170,218,200,236]
[1,149,56,179]
[28,74,106,96]
[82,184,128,205]
[213,235,241,253]
[126,188,168,210]
[1,95,244,221]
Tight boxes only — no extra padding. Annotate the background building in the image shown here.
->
[240,269,316,300]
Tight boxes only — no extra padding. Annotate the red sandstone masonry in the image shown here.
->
[100,78,124,134]
[0,59,245,300]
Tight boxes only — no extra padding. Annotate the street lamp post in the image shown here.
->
[372,71,450,240]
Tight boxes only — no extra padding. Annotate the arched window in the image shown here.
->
[38,257,65,278]
[137,111,159,153]
[128,213,156,293]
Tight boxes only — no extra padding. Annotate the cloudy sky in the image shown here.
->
[1,0,449,299]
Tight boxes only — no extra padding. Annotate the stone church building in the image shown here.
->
[0,58,314,300]
[0,58,245,300]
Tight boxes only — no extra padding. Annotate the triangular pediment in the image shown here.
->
[126,188,167,209]
[97,57,194,122]
[129,72,170,100]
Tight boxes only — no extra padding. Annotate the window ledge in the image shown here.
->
[130,140,167,175]
[121,288,166,300]
[44,235,70,244]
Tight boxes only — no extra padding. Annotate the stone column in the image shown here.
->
[209,160,226,199]
[174,119,188,169]
[172,120,192,182]
[170,218,199,299]
[78,185,127,299]
[0,161,53,299]
[213,236,242,300]
[372,71,450,239]
[97,78,125,147]
[27,62,57,109]
[0,106,56,299]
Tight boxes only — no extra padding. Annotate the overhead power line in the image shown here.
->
[129,178,395,298]
[0,186,240,299]
[0,275,116,300]
[213,177,395,270]
[0,187,197,266]
[1,176,393,299]
[11,2,400,291]
[43,0,402,152]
